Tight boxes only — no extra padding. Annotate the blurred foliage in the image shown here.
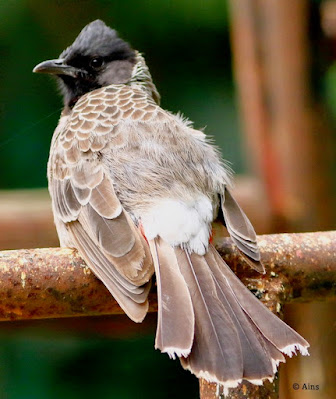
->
[0,1,240,398]
[0,315,199,399]
[325,63,336,118]
[0,313,201,397]
[1,1,335,398]
[0,0,243,190]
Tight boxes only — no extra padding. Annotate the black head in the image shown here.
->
[33,20,136,107]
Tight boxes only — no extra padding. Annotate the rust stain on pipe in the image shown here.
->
[0,231,335,399]
[0,247,157,321]
[0,231,334,322]
[217,230,336,306]
[200,378,279,399]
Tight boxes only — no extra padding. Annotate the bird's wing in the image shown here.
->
[49,85,156,322]
[220,186,265,273]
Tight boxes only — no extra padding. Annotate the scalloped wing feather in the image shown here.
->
[48,87,158,317]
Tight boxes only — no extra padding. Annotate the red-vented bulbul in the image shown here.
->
[33,20,309,394]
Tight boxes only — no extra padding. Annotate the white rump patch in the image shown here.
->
[281,343,310,357]
[141,196,213,254]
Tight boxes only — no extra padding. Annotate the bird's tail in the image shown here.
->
[149,237,309,392]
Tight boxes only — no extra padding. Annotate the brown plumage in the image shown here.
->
[34,20,309,393]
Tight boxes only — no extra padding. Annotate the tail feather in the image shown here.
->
[210,246,309,355]
[151,240,309,391]
[205,249,277,381]
[149,238,194,358]
[177,249,243,384]
[207,249,287,374]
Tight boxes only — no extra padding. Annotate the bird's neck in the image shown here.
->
[130,52,161,105]
[60,52,160,111]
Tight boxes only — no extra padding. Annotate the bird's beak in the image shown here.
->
[33,58,82,78]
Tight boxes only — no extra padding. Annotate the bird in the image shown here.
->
[33,20,309,394]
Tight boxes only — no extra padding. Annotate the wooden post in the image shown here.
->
[228,0,335,231]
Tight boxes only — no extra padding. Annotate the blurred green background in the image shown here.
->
[1,1,336,399]
[0,0,244,191]
[0,1,242,398]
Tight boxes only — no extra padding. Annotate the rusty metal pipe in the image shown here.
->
[0,231,335,322]
[200,230,336,399]
[0,231,335,399]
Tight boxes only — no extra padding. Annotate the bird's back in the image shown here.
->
[35,21,309,391]
[49,82,231,253]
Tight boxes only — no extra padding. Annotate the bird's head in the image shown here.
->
[33,20,137,107]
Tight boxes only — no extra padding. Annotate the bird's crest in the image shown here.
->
[60,20,134,62]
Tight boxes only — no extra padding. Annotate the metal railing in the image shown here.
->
[0,230,335,398]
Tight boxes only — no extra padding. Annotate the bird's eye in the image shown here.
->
[90,57,104,69]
